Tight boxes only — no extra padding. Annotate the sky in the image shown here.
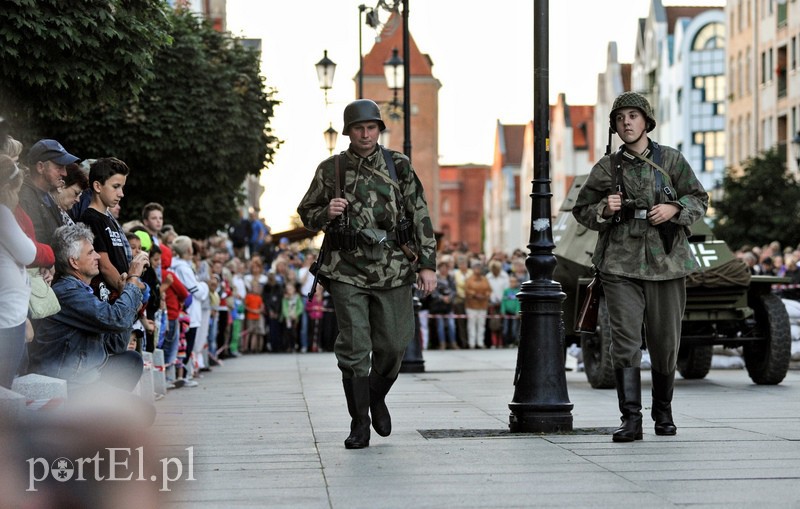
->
[225,0,725,232]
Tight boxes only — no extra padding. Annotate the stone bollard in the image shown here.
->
[0,386,26,420]
[134,363,155,404]
[11,374,68,411]
[152,349,167,396]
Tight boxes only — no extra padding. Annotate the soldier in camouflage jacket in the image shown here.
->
[572,92,708,443]
[297,99,436,449]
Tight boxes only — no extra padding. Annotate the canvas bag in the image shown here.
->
[28,268,61,319]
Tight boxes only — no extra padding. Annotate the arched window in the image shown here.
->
[692,22,725,51]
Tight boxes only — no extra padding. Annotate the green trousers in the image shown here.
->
[328,280,414,379]
[601,272,686,373]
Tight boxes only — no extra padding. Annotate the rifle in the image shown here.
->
[307,232,329,300]
[307,152,343,300]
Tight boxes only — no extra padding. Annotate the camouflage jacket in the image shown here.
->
[297,146,436,289]
[572,141,708,280]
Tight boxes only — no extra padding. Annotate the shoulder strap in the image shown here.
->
[381,146,398,182]
[611,149,624,224]
[334,153,342,199]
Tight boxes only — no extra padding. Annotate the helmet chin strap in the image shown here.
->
[620,129,647,151]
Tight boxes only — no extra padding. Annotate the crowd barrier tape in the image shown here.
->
[313,307,519,320]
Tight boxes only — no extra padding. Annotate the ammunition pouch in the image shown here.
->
[328,223,358,252]
[622,207,649,238]
[394,217,413,245]
[657,221,679,254]
[359,228,388,261]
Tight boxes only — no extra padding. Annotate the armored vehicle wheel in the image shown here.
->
[677,345,713,379]
[744,293,791,385]
[580,297,615,389]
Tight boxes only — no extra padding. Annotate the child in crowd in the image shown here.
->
[305,285,325,353]
[79,157,132,302]
[159,244,189,385]
[244,280,265,353]
[206,274,221,363]
[281,283,304,352]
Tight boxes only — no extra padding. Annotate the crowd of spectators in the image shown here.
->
[3,130,800,405]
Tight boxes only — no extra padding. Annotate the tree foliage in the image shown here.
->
[60,8,281,237]
[2,4,281,238]
[713,149,800,251]
[0,0,172,139]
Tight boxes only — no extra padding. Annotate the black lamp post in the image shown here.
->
[508,0,573,433]
[358,5,380,99]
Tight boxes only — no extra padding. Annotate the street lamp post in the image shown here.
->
[358,4,380,99]
[508,0,573,433]
[316,50,337,154]
[374,0,422,373]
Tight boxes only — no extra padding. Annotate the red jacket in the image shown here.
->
[14,205,55,268]
[161,244,189,320]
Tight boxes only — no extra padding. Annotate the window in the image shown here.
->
[746,48,752,94]
[778,0,787,26]
[694,131,726,172]
[737,52,744,98]
[694,75,725,103]
[692,22,725,51]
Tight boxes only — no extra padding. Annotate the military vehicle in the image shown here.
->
[554,175,792,388]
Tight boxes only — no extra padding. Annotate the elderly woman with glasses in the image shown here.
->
[52,163,89,225]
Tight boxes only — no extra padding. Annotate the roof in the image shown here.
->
[569,105,594,150]
[501,124,526,167]
[362,13,433,77]
[665,6,717,35]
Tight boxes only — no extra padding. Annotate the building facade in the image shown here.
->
[629,1,726,194]
[727,0,800,178]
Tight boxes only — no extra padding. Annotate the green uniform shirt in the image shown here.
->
[572,142,708,281]
[297,146,436,289]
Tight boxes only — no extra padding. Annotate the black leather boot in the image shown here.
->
[342,377,371,449]
[369,371,396,437]
[612,367,643,442]
[651,370,677,436]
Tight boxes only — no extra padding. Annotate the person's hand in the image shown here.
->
[604,191,622,217]
[39,266,54,286]
[648,203,680,226]
[416,268,437,296]
[327,197,349,220]
[143,318,155,333]
[128,251,150,278]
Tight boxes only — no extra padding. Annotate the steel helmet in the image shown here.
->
[609,92,656,132]
[342,99,386,135]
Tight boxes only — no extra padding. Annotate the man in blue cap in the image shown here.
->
[19,139,79,247]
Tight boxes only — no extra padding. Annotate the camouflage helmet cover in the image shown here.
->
[342,99,386,135]
[609,91,656,133]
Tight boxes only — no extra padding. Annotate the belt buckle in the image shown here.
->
[634,209,648,220]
